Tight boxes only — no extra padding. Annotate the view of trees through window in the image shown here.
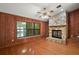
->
[17,21,40,38]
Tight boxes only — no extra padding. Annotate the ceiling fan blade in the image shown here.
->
[56,5,61,8]
[50,10,54,12]
[43,8,46,10]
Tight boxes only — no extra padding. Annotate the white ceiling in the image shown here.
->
[0,3,79,21]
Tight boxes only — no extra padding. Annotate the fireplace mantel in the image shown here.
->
[49,25,67,27]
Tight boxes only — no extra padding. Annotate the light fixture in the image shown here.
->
[36,8,53,20]
[41,15,49,19]
[61,8,64,11]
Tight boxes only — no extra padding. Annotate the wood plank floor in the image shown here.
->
[0,37,79,55]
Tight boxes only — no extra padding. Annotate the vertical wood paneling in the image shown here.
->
[69,9,79,38]
[0,13,6,47]
[5,14,16,47]
[0,12,48,48]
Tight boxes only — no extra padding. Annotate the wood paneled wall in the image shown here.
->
[0,12,48,48]
[69,9,79,38]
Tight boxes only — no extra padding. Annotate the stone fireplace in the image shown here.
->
[46,11,68,44]
[47,25,67,44]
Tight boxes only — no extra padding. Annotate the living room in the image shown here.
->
[0,3,79,55]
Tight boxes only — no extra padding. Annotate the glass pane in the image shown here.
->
[35,23,40,29]
[17,21,26,29]
[34,30,40,35]
[32,23,35,29]
[17,21,26,38]
[26,29,33,36]
[17,29,26,38]
[26,22,32,29]
[33,30,35,35]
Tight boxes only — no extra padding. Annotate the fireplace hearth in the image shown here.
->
[52,30,62,39]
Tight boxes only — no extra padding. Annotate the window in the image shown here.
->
[17,21,26,38]
[26,22,33,36]
[34,23,40,35]
[16,21,40,38]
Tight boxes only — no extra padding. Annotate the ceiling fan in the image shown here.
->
[36,4,63,20]
[36,8,54,19]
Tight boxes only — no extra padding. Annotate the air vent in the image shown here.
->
[56,5,61,8]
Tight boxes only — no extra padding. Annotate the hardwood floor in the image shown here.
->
[0,37,79,55]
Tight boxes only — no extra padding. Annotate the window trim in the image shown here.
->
[17,35,41,39]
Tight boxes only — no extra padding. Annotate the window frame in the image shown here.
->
[16,21,40,38]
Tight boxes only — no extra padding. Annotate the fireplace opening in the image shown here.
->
[52,30,62,39]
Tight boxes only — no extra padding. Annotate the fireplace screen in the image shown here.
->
[52,30,62,39]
